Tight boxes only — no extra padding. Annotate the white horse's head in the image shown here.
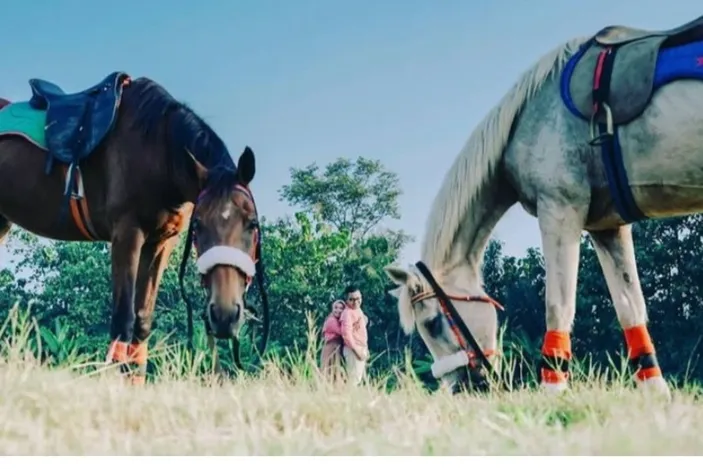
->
[385,263,502,392]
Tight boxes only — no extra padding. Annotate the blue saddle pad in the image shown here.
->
[27,71,130,171]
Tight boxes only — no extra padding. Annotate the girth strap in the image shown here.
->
[589,47,646,223]
[60,165,99,240]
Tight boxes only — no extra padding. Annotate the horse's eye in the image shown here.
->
[423,314,444,338]
[248,219,259,230]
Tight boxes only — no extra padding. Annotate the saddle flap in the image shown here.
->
[567,36,667,125]
[46,99,90,155]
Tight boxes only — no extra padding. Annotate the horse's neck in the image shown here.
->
[172,162,204,205]
[427,183,513,289]
[439,263,484,296]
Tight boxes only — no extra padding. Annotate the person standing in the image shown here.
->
[340,285,369,385]
[320,300,346,380]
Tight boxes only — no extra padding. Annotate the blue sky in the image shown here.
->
[1,0,700,266]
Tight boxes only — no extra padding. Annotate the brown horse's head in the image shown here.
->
[189,146,260,339]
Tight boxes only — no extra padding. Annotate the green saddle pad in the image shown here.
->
[0,101,48,150]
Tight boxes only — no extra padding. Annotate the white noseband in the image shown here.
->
[430,351,470,379]
[195,246,256,279]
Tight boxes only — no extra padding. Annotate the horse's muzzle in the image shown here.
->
[208,301,242,338]
[449,367,491,394]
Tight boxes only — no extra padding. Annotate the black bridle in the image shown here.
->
[177,186,270,374]
[414,261,504,388]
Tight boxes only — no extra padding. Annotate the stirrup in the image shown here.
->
[588,102,614,146]
[64,164,85,200]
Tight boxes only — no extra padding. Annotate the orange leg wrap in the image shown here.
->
[106,340,130,363]
[623,324,662,381]
[540,330,572,384]
[623,324,655,358]
[542,330,572,360]
[541,368,568,385]
[127,341,148,367]
[106,340,148,386]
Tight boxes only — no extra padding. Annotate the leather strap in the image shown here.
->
[61,165,99,240]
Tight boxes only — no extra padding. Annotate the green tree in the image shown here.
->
[275,156,412,374]
[279,156,402,240]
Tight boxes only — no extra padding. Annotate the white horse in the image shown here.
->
[385,15,703,398]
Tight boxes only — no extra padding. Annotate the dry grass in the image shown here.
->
[0,308,701,456]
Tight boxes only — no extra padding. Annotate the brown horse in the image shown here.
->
[0,73,269,382]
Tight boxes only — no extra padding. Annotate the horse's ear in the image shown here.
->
[388,286,402,299]
[237,146,256,185]
[384,265,409,285]
[186,149,208,184]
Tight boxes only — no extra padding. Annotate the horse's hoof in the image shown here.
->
[128,374,146,386]
[540,380,568,394]
[636,376,672,401]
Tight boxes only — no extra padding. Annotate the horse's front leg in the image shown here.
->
[128,236,179,385]
[105,219,145,380]
[538,202,583,393]
[589,226,671,400]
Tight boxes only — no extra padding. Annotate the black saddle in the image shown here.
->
[28,71,131,174]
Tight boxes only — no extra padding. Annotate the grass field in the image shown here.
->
[0,308,701,456]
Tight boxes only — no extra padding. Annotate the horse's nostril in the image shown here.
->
[208,301,243,338]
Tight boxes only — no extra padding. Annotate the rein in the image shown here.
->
[413,261,505,388]
[177,185,270,374]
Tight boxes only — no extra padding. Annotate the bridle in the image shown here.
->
[412,261,506,388]
[193,185,259,291]
[178,182,271,373]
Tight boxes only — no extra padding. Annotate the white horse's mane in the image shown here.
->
[421,36,589,269]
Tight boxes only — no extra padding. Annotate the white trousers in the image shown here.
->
[343,346,366,385]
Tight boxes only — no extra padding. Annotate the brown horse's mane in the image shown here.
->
[122,77,239,200]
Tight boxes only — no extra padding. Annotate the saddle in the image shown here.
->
[565,14,703,139]
[28,71,131,175]
[594,15,703,46]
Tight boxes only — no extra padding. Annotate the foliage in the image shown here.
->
[1,155,703,388]
[279,156,402,240]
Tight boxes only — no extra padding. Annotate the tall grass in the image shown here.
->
[0,301,692,393]
[1,303,701,455]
